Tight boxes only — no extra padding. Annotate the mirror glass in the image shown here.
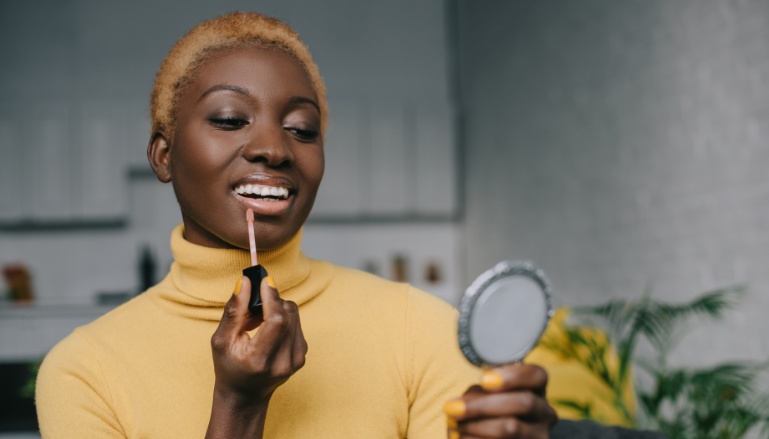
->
[458,261,553,367]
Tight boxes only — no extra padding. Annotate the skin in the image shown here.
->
[448,367,558,438]
[148,47,324,251]
[148,45,556,438]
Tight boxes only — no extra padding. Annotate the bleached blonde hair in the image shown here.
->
[150,11,328,138]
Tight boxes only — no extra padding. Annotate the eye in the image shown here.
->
[285,125,319,141]
[208,116,249,130]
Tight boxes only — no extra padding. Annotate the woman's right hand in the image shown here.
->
[206,276,307,438]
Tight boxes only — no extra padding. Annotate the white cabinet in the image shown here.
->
[24,102,76,221]
[0,96,457,226]
[312,98,364,217]
[310,97,458,221]
[121,99,153,172]
[367,100,411,215]
[0,106,24,223]
[0,100,132,226]
[78,101,129,219]
[415,103,457,215]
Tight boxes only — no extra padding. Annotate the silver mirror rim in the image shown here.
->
[457,260,555,367]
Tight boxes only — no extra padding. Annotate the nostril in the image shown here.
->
[242,140,294,166]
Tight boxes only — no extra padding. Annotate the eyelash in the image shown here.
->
[209,117,248,130]
[285,126,319,141]
[208,117,319,141]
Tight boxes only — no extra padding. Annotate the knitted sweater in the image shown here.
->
[36,226,480,438]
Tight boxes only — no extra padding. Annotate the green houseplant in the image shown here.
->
[541,286,769,438]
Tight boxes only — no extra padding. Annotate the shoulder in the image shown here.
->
[315,260,448,302]
[314,260,457,318]
[37,327,112,412]
[38,294,151,377]
[41,292,161,373]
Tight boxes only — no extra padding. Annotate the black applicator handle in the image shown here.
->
[243,264,268,316]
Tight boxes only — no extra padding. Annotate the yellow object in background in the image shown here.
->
[529,308,637,428]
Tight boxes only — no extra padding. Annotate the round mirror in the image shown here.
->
[458,261,554,367]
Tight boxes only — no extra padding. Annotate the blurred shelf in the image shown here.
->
[306,213,459,225]
[0,218,126,233]
[0,303,117,319]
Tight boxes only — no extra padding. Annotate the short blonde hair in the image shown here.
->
[150,11,328,138]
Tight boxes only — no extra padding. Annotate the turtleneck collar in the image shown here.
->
[161,224,318,312]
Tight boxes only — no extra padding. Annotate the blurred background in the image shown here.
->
[2,0,769,436]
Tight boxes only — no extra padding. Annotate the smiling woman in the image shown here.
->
[149,46,325,250]
[34,11,558,439]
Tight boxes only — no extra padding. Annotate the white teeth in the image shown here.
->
[234,184,289,199]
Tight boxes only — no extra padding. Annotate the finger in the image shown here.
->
[452,391,554,420]
[263,301,302,377]
[285,300,308,368]
[456,416,551,438]
[250,277,290,357]
[480,364,548,395]
[259,275,282,318]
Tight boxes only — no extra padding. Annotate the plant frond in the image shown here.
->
[552,399,595,420]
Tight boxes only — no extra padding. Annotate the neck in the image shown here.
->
[167,224,311,304]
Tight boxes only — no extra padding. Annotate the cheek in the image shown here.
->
[308,148,325,187]
[173,130,238,178]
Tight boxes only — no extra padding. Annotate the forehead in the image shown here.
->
[184,46,318,103]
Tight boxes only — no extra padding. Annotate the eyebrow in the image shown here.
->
[197,85,321,114]
[288,96,321,114]
[197,84,250,102]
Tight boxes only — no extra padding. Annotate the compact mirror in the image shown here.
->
[458,261,554,367]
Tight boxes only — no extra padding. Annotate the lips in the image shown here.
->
[232,177,296,216]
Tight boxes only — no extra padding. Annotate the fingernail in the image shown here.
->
[446,417,458,429]
[265,276,276,289]
[481,370,504,390]
[443,399,465,418]
[233,276,243,295]
[448,431,460,439]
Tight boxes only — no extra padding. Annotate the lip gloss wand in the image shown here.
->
[243,209,269,316]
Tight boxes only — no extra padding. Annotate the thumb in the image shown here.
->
[215,276,252,340]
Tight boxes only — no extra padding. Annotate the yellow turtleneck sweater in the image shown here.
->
[35,226,481,438]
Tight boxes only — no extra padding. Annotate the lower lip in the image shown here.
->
[235,194,293,216]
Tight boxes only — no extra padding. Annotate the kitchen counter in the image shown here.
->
[0,303,116,361]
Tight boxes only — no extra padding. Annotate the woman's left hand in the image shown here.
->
[444,363,557,438]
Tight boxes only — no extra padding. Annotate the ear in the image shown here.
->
[148,131,172,183]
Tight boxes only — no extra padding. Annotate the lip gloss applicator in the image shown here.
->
[243,208,268,316]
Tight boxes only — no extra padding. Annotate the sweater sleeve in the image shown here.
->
[552,420,669,439]
[36,330,125,438]
[403,287,481,439]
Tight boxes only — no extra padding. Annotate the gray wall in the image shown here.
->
[459,0,769,367]
[0,0,451,103]
[0,0,460,307]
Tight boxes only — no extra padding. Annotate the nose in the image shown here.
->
[241,123,294,167]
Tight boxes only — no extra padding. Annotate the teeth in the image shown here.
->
[234,184,289,199]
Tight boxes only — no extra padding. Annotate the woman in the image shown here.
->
[36,12,556,438]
